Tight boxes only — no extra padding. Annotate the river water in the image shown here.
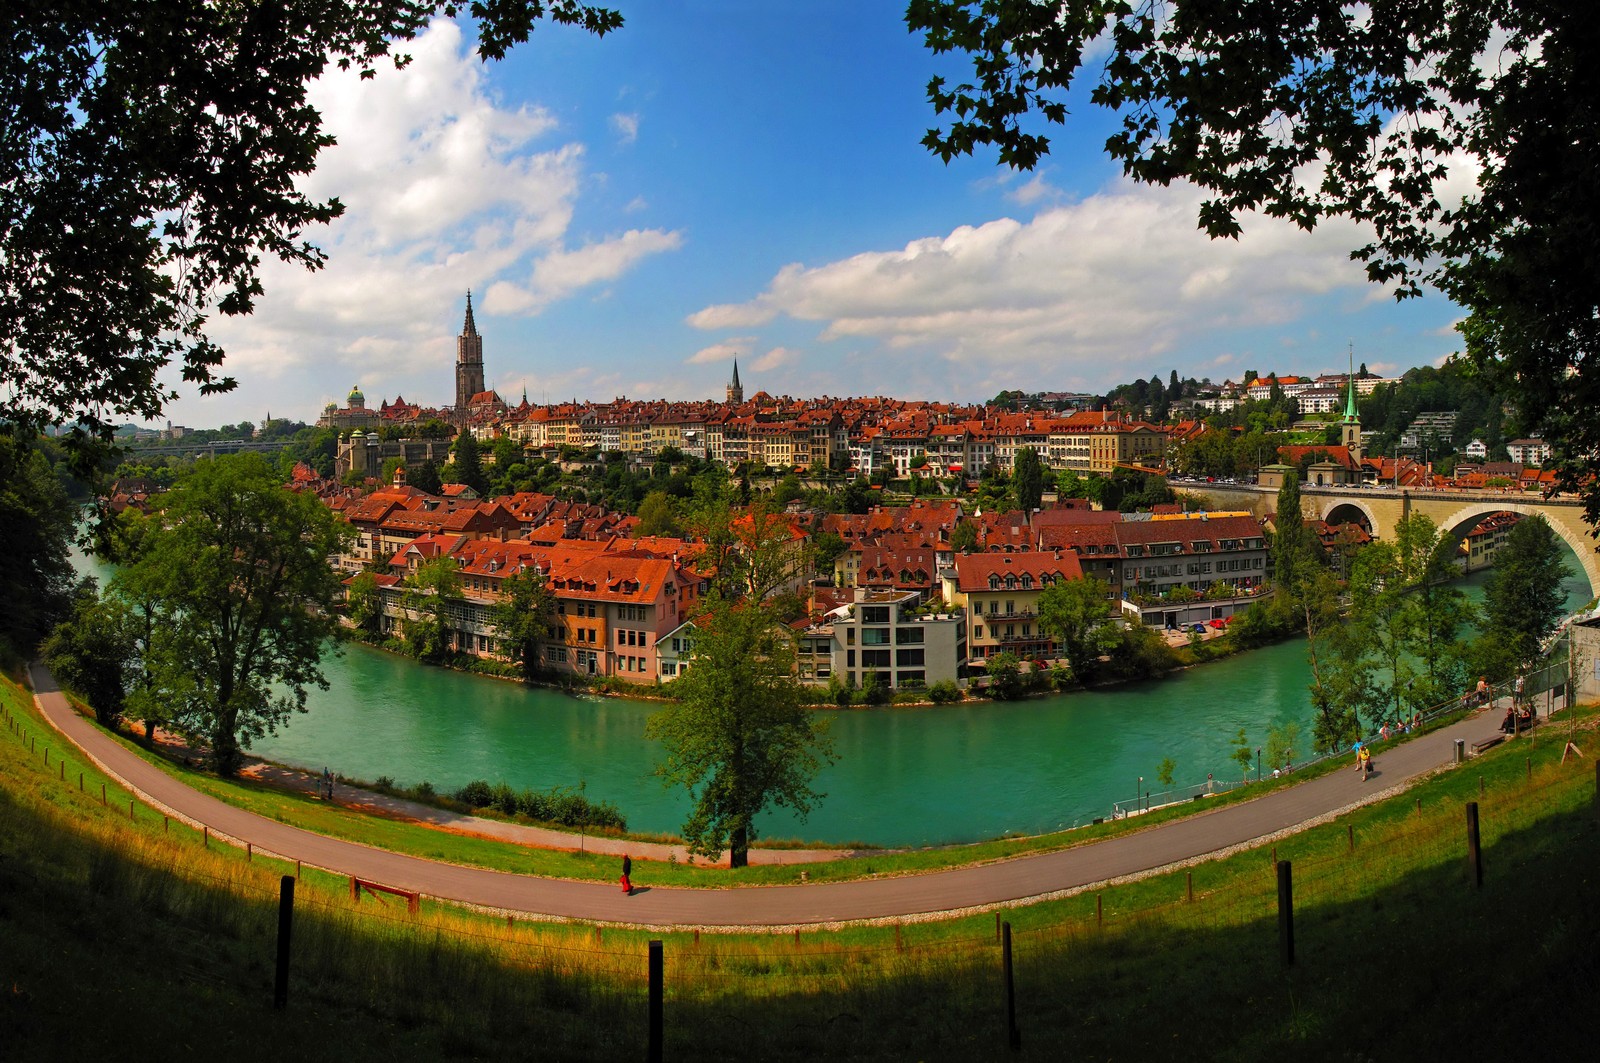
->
[72,544,1592,848]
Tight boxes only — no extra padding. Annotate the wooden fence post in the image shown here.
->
[1466,802,1483,888]
[1002,921,1021,1051]
[274,876,295,1009]
[1276,860,1295,967]
[647,940,663,1063]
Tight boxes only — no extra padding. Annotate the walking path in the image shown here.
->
[26,662,1538,929]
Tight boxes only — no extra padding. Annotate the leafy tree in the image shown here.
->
[402,555,463,664]
[1403,527,1476,708]
[1229,728,1254,784]
[447,431,488,496]
[906,1,1600,521]
[42,581,137,727]
[345,571,385,636]
[1155,756,1176,789]
[114,454,351,774]
[1013,446,1044,512]
[1271,471,1316,598]
[2,2,621,453]
[1265,721,1301,773]
[984,651,1024,700]
[491,565,557,682]
[0,434,78,661]
[411,459,443,496]
[948,519,979,554]
[634,490,681,538]
[1346,542,1414,726]
[1036,576,1118,682]
[647,600,834,868]
[1475,516,1571,676]
[1303,568,1368,753]
[808,530,847,578]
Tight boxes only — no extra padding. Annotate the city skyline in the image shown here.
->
[165,4,1466,429]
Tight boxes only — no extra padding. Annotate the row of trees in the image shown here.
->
[1256,470,1572,754]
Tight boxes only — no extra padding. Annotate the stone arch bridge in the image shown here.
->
[1192,483,1600,595]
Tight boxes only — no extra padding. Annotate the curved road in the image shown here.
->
[27,662,1521,929]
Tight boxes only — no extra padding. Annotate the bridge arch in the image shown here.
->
[1317,498,1376,533]
[1432,501,1600,598]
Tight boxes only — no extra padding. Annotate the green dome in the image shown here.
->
[347,384,365,405]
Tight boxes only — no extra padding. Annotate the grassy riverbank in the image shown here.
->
[3,668,1596,1059]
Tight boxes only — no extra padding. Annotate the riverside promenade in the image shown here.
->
[29,662,1529,929]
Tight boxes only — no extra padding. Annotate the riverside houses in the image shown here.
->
[367,536,705,682]
[941,551,1088,662]
[794,588,966,691]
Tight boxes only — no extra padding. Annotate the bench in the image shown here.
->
[1471,735,1504,755]
[350,875,420,914]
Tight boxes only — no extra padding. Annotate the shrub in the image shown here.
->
[927,680,964,704]
[491,782,519,816]
[413,780,435,800]
[456,779,495,808]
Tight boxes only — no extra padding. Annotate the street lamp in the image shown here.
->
[1137,776,1143,814]
[1257,748,1262,783]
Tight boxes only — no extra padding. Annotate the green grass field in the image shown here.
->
[2,670,1596,1060]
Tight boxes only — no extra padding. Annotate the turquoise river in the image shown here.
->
[72,546,1592,848]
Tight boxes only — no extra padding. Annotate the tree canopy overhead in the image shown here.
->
[2,2,620,443]
[908,1,1600,521]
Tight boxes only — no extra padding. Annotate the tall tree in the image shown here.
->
[2,2,620,454]
[1476,515,1570,676]
[1271,471,1318,603]
[0,434,77,660]
[42,581,137,727]
[116,454,350,774]
[1013,446,1044,513]
[411,458,443,496]
[402,555,463,664]
[447,431,488,496]
[907,1,1600,523]
[1036,576,1119,682]
[646,600,835,868]
[491,565,557,682]
[1402,527,1476,708]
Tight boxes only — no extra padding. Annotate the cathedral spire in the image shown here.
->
[462,290,478,336]
[726,358,743,404]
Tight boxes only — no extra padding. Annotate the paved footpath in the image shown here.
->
[27,662,1528,929]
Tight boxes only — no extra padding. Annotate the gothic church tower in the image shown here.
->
[454,291,485,423]
[726,359,743,405]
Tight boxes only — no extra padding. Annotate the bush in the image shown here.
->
[927,680,964,704]
[491,782,520,816]
[456,779,495,808]
[413,780,435,800]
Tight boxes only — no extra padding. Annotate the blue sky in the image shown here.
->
[175,3,1465,429]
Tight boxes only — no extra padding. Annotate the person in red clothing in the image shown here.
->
[620,854,633,895]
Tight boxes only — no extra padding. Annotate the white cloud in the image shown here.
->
[687,339,753,365]
[198,18,679,418]
[610,112,640,145]
[753,346,798,371]
[488,228,684,314]
[689,180,1379,389]
[1007,173,1060,207]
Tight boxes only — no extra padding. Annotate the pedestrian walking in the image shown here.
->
[1358,745,1372,781]
[1514,673,1526,707]
[620,854,633,895]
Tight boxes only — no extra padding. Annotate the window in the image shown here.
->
[861,628,891,645]
[974,625,984,639]
[861,649,891,668]
[861,606,891,624]
[896,648,924,667]
[846,650,855,667]
[661,661,675,676]
[895,627,924,644]
[1006,600,1015,615]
